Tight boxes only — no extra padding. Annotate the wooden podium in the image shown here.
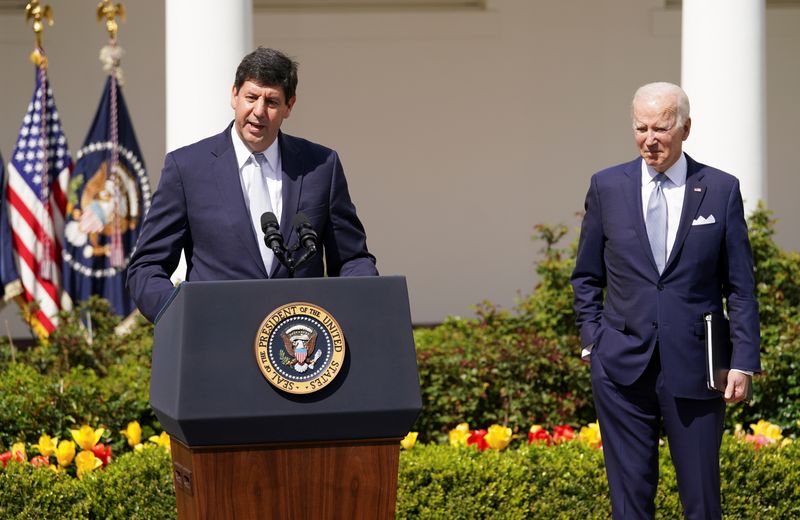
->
[150,277,422,520]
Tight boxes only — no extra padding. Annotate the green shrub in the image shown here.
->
[728,205,800,435]
[397,436,800,519]
[82,446,176,519]
[0,298,158,452]
[412,223,594,441]
[0,446,175,519]
[414,206,800,440]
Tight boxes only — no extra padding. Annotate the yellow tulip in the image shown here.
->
[32,434,58,457]
[121,421,142,448]
[11,442,26,461]
[400,431,418,450]
[70,425,105,451]
[578,421,603,448]
[750,420,783,442]
[448,422,470,447]
[75,450,102,479]
[56,440,76,468]
[149,431,171,452]
[485,424,512,450]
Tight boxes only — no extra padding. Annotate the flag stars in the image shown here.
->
[26,151,35,161]
[32,174,42,184]
[24,163,33,173]
[34,163,43,173]
[15,151,24,162]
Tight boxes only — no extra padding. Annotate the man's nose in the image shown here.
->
[645,131,658,146]
[253,98,266,116]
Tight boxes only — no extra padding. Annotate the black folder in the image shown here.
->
[704,312,752,401]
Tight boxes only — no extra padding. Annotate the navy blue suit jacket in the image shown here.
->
[571,155,760,399]
[127,125,377,322]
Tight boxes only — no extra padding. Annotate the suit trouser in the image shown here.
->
[591,349,726,520]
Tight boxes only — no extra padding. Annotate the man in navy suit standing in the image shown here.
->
[128,47,377,322]
[571,82,760,519]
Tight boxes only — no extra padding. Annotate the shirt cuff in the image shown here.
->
[581,344,593,360]
[730,369,753,377]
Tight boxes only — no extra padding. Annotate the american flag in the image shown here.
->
[6,67,73,335]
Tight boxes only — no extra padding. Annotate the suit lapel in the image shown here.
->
[274,132,304,276]
[664,154,706,272]
[624,158,659,273]
[212,126,268,277]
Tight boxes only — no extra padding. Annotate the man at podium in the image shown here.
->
[128,47,377,322]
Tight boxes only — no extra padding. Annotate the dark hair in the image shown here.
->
[234,47,298,100]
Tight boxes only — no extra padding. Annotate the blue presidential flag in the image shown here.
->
[62,76,151,317]
[0,153,22,301]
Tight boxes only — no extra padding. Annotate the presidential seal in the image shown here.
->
[254,302,345,395]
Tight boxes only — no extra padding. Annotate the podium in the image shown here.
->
[150,276,422,519]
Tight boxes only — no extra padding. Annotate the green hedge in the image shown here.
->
[2,436,796,519]
[397,437,800,519]
[0,298,159,452]
[0,446,175,519]
[413,206,800,440]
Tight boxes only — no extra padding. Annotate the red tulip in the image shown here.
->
[91,443,113,466]
[467,429,489,451]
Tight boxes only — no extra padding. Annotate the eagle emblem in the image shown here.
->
[281,324,323,373]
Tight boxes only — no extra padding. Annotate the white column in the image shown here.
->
[166,0,253,153]
[165,0,252,283]
[681,0,766,214]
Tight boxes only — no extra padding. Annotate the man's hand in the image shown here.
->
[724,371,751,404]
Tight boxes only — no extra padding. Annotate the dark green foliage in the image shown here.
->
[413,223,592,441]
[397,437,800,519]
[83,446,176,519]
[0,446,175,519]
[728,205,800,435]
[0,297,158,452]
[414,206,800,441]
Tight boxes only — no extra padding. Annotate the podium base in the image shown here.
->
[170,437,401,520]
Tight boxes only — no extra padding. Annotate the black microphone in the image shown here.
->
[260,212,285,255]
[293,213,318,254]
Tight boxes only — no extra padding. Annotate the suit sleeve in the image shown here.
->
[570,174,606,348]
[721,180,761,373]
[126,153,188,322]
[322,152,378,277]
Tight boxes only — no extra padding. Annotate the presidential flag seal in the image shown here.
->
[254,302,345,394]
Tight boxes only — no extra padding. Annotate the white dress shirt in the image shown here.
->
[230,126,284,226]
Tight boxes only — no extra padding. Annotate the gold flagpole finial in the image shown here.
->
[25,0,53,51]
[97,0,125,41]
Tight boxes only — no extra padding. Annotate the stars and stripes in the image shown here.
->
[6,67,73,335]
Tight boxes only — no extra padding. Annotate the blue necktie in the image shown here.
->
[646,173,669,273]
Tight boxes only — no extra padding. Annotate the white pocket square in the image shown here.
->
[692,215,716,226]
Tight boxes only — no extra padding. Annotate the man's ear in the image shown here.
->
[285,96,297,117]
[682,117,692,141]
[230,85,238,110]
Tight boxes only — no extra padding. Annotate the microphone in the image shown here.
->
[260,212,285,255]
[293,213,318,253]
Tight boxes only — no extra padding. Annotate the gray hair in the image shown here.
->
[631,82,691,128]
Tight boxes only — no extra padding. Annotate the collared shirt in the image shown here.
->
[640,152,687,261]
[230,126,284,225]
